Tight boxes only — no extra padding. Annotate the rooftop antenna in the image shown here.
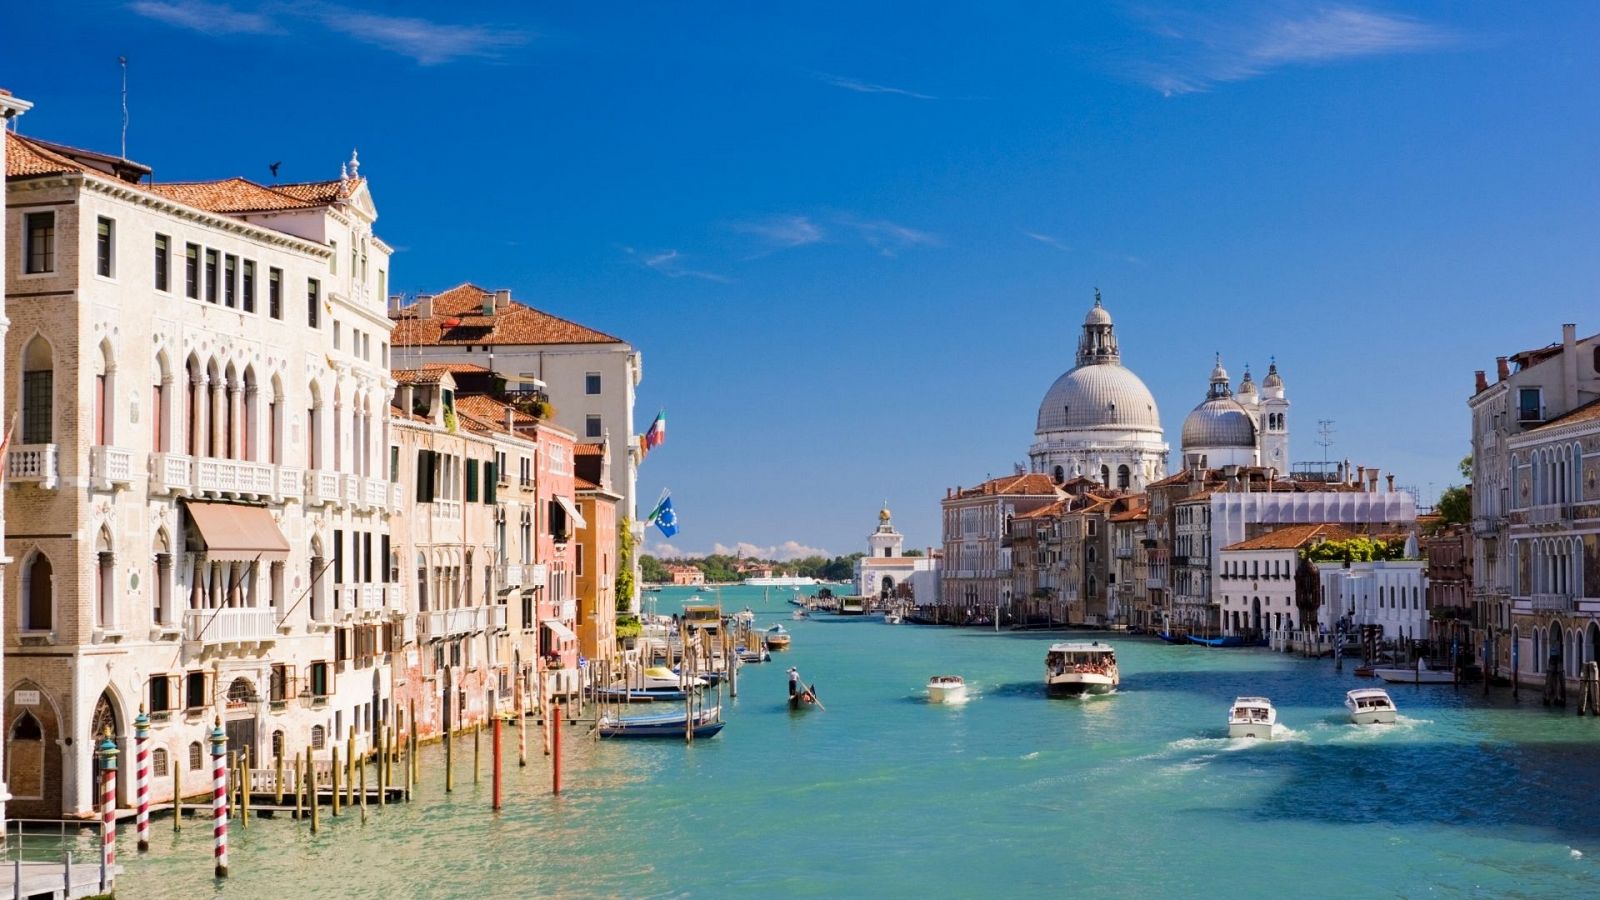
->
[1315,419,1336,469]
[119,56,128,160]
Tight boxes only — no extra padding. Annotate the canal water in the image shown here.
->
[120,585,1600,897]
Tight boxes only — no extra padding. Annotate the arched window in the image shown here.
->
[22,553,53,631]
[1100,465,1111,486]
[188,741,203,770]
[153,529,173,627]
[311,725,326,749]
[152,748,170,777]
[271,730,285,760]
[152,351,172,454]
[21,336,54,444]
[94,340,115,446]
[1117,465,1130,489]
[1053,465,1064,484]
[10,711,42,742]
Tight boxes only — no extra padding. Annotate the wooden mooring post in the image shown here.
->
[331,745,341,817]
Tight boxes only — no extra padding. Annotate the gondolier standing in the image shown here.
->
[788,667,799,697]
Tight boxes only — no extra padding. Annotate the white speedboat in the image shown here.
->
[1045,642,1120,696]
[635,666,706,691]
[1345,688,1398,725]
[1228,696,1280,739]
[926,675,967,704]
[883,613,902,625]
[1372,658,1454,684]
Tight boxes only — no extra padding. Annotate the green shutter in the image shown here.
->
[484,462,497,504]
[466,459,480,502]
[416,450,430,502]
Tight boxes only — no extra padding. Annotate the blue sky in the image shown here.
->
[7,2,1599,559]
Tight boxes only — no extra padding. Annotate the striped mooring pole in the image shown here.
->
[211,718,229,878]
[98,728,119,892]
[135,706,151,851]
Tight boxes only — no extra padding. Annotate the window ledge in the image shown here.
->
[18,632,56,647]
[150,626,182,642]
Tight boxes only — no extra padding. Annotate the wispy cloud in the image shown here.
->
[128,0,527,64]
[1021,230,1073,252]
[624,247,732,284]
[1132,5,1454,96]
[733,215,826,249]
[711,540,830,560]
[818,73,936,100]
[842,217,940,257]
[129,0,275,34]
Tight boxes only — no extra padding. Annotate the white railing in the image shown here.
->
[1529,504,1573,527]
[7,444,58,489]
[306,469,341,506]
[90,445,137,490]
[499,564,523,588]
[341,473,362,508]
[1472,516,1502,537]
[1115,547,1135,559]
[385,583,405,610]
[149,452,193,494]
[419,606,489,640]
[276,465,304,502]
[525,563,548,588]
[488,605,508,632]
[560,600,576,622]
[435,499,462,520]
[1532,593,1575,613]
[365,477,391,510]
[194,456,276,498]
[1146,576,1166,590]
[360,584,385,613]
[184,607,278,644]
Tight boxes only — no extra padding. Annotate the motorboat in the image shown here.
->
[635,665,706,690]
[883,613,902,625]
[597,705,724,739]
[1345,688,1398,725]
[1227,697,1280,739]
[1373,658,1455,684]
[736,645,769,663]
[1044,642,1120,696]
[926,675,967,704]
[764,624,792,650]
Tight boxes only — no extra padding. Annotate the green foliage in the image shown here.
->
[639,553,669,584]
[615,614,642,639]
[1458,454,1472,482]
[641,551,867,583]
[1301,536,1406,563]
[1436,485,1471,526]
[615,518,636,610]
[903,548,924,557]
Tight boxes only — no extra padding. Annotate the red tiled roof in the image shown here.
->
[575,476,601,491]
[454,394,540,432]
[391,367,448,386]
[1529,396,1600,431]
[392,283,622,347]
[1223,524,1357,552]
[575,443,605,457]
[1109,508,1149,522]
[5,132,85,177]
[1015,499,1068,520]
[954,473,1060,499]
[146,175,358,214]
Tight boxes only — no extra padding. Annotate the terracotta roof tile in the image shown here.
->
[575,443,605,457]
[954,473,1061,499]
[1223,523,1357,552]
[454,394,540,431]
[146,176,357,213]
[5,132,85,177]
[392,283,622,347]
[1015,499,1068,519]
[1529,396,1600,431]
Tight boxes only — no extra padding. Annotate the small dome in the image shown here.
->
[1084,299,1112,327]
[1263,361,1283,389]
[1182,398,1257,450]
[1237,368,1256,396]
[1210,358,1229,384]
[879,505,892,523]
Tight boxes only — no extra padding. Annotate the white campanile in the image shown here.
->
[867,504,904,558]
[1029,291,1168,490]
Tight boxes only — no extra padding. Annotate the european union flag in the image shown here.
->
[654,496,679,538]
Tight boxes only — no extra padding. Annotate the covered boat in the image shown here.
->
[764,624,792,650]
[1045,642,1120,696]
[1345,688,1398,725]
[926,675,967,704]
[1372,658,1454,684]
[597,705,724,739]
[1227,696,1280,739]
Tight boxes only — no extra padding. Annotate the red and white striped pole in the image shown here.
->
[134,707,151,852]
[97,728,119,891]
[210,718,229,878]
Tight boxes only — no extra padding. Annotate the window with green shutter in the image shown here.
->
[466,459,480,502]
[484,462,497,504]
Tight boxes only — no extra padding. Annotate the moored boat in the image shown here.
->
[1045,642,1120,697]
[597,705,724,739]
[1345,688,1398,725]
[635,665,707,690]
[764,624,792,650]
[1372,658,1455,684]
[926,675,967,704]
[1227,696,1280,739]
[883,613,902,625]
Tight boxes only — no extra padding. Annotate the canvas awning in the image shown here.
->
[542,620,577,643]
[553,495,587,530]
[185,501,291,562]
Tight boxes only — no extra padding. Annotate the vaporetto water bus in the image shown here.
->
[1044,641,1120,696]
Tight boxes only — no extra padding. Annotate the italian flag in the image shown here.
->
[643,411,666,450]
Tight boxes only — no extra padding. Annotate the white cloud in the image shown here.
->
[818,73,936,100]
[709,540,830,560]
[1134,5,1454,96]
[128,0,527,64]
[734,215,826,249]
[647,542,696,559]
[1022,230,1073,252]
[624,247,732,283]
[842,217,940,257]
[129,0,274,34]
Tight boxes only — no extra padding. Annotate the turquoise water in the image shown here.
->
[119,585,1600,897]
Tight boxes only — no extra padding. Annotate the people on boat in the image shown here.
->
[788,666,799,697]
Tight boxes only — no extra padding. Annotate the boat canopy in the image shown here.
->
[1047,642,1116,654]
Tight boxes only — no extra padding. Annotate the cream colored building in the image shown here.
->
[4,133,396,817]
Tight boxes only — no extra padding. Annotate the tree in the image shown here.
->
[1436,485,1471,526]
[903,549,924,557]
[639,552,669,585]
[615,518,636,612]
[1458,454,1472,482]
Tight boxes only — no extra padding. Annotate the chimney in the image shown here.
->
[388,294,404,316]
[482,293,495,317]
[1367,470,1379,494]
[1356,465,1366,488]
[400,383,415,418]
[417,294,434,318]
[1386,473,1395,493]
[495,289,512,312]
[1562,324,1579,412]
[1496,357,1509,381]
[1475,370,1488,393]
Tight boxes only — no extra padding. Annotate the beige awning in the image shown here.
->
[543,620,577,643]
[553,495,587,530]
[185,501,291,562]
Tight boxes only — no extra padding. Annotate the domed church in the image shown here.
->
[1179,356,1290,471]
[1029,292,1169,490]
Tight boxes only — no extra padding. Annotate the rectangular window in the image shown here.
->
[333,529,345,584]
[22,371,52,444]
[154,234,170,291]
[224,254,237,307]
[185,243,200,298]
[466,459,480,502]
[148,676,172,714]
[24,211,55,274]
[576,543,584,577]
[330,240,338,275]
[586,415,602,438]
[185,671,209,709]
[390,445,400,482]
[333,321,341,350]
[309,661,330,697]
[585,372,602,395]
[205,250,219,303]
[308,278,321,327]
[1518,388,1542,422]
[96,217,115,277]
[268,267,282,319]
[242,260,256,312]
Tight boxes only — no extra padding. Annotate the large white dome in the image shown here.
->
[1036,364,1161,432]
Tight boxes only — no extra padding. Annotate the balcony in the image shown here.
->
[149,452,193,494]
[306,469,341,507]
[391,483,405,510]
[525,563,548,588]
[1471,516,1503,538]
[1529,503,1573,528]
[1531,593,1575,613]
[7,444,58,489]
[499,564,524,588]
[359,584,386,615]
[1115,547,1135,559]
[277,465,303,501]
[488,605,508,632]
[364,477,390,510]
[194,456,277,499]
[419,606,489,641]
[90,445,137,490]
[1146,577,1166,591]
[185,607,278,645]
[341,473,362,509]
[435,499,462,520]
